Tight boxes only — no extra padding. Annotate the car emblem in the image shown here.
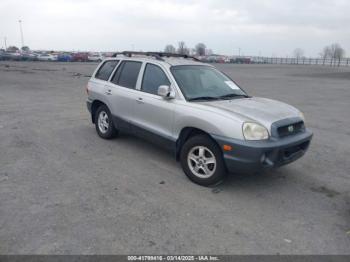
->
[288,125,294,132]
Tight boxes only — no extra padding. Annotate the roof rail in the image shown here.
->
[112,51,199,62]
[112,51,164,61]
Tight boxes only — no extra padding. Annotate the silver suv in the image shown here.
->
[86,52,313,186]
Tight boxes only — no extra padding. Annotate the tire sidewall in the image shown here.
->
[180,135,226,186]
[95,105,117,139]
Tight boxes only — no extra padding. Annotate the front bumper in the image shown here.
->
[212,129,313,174]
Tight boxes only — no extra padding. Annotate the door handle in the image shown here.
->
[105,89,112,95]
[136,97,144,104]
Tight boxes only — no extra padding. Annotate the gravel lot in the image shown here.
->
[0,61,349,254]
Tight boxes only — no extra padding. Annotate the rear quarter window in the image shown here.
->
[111,61,142,89]
[95,60,119,81]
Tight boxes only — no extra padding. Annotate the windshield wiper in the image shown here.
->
[218,93,249,100]
[188,96,220,101]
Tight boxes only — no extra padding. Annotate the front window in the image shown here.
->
[170,65,247,101]
[141,63,170,95]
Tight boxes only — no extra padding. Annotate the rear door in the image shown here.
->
[132,63,176,150]
[89,60,120,110]
[106,60,143,130]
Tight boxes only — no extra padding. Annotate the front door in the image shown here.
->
[132,63,176,151]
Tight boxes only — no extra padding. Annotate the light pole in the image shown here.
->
[18,20,24,48]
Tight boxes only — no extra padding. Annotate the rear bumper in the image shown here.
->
[86,100,94,123]
[86,100,92,113]
[212,129,313,174]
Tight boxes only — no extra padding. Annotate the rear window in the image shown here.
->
[112,61,142,89]
[95,60,119,81]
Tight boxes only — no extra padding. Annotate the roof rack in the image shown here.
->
[112,51,199,62]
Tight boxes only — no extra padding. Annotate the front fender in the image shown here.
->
[173,104,245,140]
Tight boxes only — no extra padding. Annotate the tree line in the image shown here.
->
[164,42,212,56]
[2,46,30,52]
[293,43,346,60]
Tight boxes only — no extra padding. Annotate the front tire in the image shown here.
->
[180,135,226,186]
[95,105,118,139]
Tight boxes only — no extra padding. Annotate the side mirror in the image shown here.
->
[157,85,175,99]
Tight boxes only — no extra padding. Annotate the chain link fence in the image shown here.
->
[250,56,350,67]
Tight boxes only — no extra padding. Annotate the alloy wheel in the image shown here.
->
[187,146,217,178]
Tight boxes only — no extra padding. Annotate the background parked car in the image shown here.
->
[37,53,58,61]
[21,52,38,61]
[57,53,73,62]
[72,52,89,62]
[1,51,22,61]
[102,52,115,58]
[88,52,104,62]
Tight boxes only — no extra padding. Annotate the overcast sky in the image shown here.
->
[1,0,349,57]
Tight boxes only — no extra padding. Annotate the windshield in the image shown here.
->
[170,65,247,101]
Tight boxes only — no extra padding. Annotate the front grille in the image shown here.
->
[277,121,304,137]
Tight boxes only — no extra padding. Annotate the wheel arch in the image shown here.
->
[90,100,107,124]
[175,127,222,161]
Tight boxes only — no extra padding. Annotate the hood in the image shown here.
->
[199,97,301,129]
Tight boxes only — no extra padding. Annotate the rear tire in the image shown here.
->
[94,105,118,139]
[180,135,226,186]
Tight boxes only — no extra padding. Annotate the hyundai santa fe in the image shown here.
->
[86,51,313,186]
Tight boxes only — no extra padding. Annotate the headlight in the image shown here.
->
[242,122,269,140]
